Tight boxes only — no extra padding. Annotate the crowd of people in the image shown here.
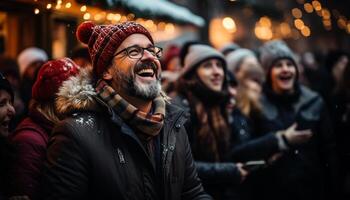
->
[0,20,349,200]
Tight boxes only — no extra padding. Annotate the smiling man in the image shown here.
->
[41,21,211,200]
[244,40,338,200]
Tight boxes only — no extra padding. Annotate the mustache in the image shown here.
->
[134,61,157,73]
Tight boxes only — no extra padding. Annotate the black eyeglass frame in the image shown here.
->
[113,45,163,59]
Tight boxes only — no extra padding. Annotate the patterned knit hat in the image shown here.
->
[182,44,226,78]
[76,21,154,78]
[32,58,80,102]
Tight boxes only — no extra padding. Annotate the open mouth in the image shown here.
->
[278,74,293,82]
[134,62,157,78]
[1,121,9,130]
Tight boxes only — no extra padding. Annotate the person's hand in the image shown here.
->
[282,123,313,145]
[9,195,31,200]
[236,163,249,182]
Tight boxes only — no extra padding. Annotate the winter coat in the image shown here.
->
[171,95,242,200]
[40,70,211,200]
[9,109,53,199]
[245,85,338,200]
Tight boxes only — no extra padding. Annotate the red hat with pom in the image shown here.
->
[32,58,80,102]
[76,21,154,78]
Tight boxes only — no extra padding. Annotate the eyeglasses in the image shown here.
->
[113,45,163,59]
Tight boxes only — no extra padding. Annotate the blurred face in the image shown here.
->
[333,55,349,83]
[105,34,162,100]
[196,58,225,92]
[270,59,296,94]
[0,90,15,137]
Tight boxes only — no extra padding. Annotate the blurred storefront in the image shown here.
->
[0,0,204,59]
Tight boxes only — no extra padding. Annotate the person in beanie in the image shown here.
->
[17,47,48,110]
[41,21,210,200]
[0,73,16,199]
[171,44,249,199]
[244,40,338,200]
[9,58,80,200]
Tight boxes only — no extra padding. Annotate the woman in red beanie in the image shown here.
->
[8,58,79,200]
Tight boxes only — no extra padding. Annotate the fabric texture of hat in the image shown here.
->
[226,48,256,73]
[17,47,48,77]
[259,40,297,72]
[182,44,226,78]
[32,58,80,102]
[220,43,241,55]
[76,21,154,78]
[0,72,14,101]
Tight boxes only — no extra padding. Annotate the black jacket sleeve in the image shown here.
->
[41,121,89,200]
[195,162,241,185]
[181,126,212,200]
[229,132,281,162]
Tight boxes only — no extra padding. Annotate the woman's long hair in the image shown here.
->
[176,73,231,162]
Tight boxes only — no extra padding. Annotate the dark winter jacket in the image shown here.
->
[40,70,211,200]
[10,109,53,199]
[245,84,338,200]
[172,95,242,199]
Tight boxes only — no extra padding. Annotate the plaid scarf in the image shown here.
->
[96,80,165,138]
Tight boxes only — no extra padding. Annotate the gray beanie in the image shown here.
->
[226,48,256,73]
[220,43,241,55]
[182,44,226,78]
[259,40,297,72]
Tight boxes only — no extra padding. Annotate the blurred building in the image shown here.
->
[0,0,205,59]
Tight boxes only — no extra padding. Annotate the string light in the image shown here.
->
[65,2,71,8]
[222,17,237,33]
[80,5,87,12]
[292,8,302,18]
[34,8,40,14]
[304,3,313,13]
[83,13,91,20]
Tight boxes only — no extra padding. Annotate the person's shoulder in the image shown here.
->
[11,118,48,146]
[299,85,324,104]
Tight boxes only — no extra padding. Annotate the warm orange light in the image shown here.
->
[114,14,121,21]
[165,23,175,33]
[294,19,305,30]
[312,1,322,11]
[338,18,347,29]
[280,22,292,36]
[292,8,302,18]
[65,2,72,8]
[222,17,237,33]
[301,26,311,37]
[304,3,313,13]
[347,23,350,34]
[259,16,271,27]
[83,13,91,20]
[157,22,166,31]
[321,9,331,19]
[34,8,40,14]
[80,5,87,12]
[255,25,273,40]
[46,4,52,9]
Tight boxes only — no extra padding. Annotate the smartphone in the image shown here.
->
[243,160,267,172]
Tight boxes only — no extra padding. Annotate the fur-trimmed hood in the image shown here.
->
[55,68,98,116]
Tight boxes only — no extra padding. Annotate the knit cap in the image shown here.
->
[182,44,226,78]
[76,21,154,78]
[259,40,297,72]
[17,47,48,77]
[32,58,80,102]
[226,48,256,73]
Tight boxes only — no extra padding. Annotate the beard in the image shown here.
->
[113,61,161,100]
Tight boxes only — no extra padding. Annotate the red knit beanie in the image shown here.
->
[76,21,154,78]
[32,58,80,102]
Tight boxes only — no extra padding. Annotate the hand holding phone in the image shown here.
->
[242,160,267,172]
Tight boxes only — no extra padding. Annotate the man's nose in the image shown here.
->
[141,49,156,61]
